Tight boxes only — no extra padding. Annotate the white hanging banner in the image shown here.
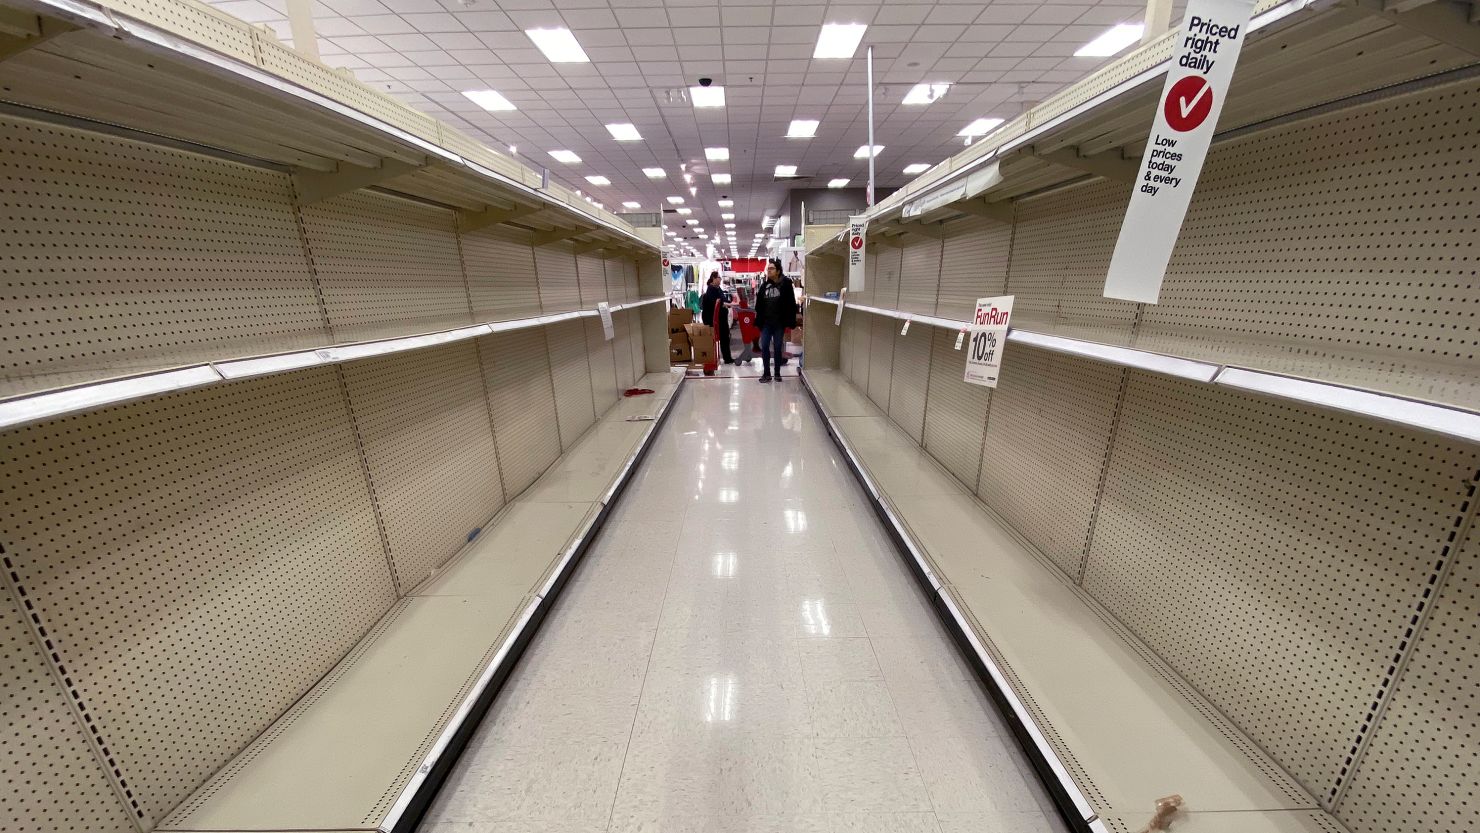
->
[1103,0,1256,304]
[963,296,1013,388]
[847,216,867,291]
[597,301,614,340]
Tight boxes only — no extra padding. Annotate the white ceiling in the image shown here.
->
[206,0,1183,255]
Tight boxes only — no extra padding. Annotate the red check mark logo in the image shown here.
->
[1163,75,1213,132]
[1178,82,1210,120]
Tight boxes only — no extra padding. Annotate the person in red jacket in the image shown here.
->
[754,258,798,383]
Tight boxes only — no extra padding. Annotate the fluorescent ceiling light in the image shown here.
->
[605,123,642,141]
[667,196,685,204]
[957,117,1004,137]
[676,207,692,215]
[526,28,590,62]
[690,186,698,195]
[828,178,850,188]
[1074,23,1143,57]
[786,119,820,138]
[774,164,798,177]
[903,163,931,174]
[717,199,734,208]
[461,89,516,112]
[853,145,883,158]
[548,149,581,164]
[622,201,641,209]
[724,223,736,228]
[762,216,775,227]
[686,219,699,225]
[705,147,730,161]
[814,23,866,59]
[902,82,950,105]
[721,213,735,220]
[584,175,610,185]
[690,85,726,108]
[712,173,732,185]
[644,167,666,179]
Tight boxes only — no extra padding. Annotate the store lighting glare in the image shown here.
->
[902,82,950,105]
[461,89,516,112]
[814,23,866,59]
[705,147,730,161]
[667,196,685,204]
[957,117,1004,137]
[690,85,726,108]
[686,219,699,225]
[774,164,798,177]
[717,199,734,208]
[526,27,590,62]
[828,178,850,188]
[853,145,883,159]
[721,213,735,220]
[584,175,610,186]
[644,168,666,179]
[548,149,582,164]
[712,173,732,185]
[762,216,775,228]
[786,119,820,138]
[689,186,698,196]
[676,207,692,215]
[622,201,641,209]
[1074,23,1144,57]
[903,163,931,174]
[605,123,642,141]
[724,222,736,228]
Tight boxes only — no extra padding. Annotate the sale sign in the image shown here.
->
[963,296,1014,388]
[1103,0,1255,304]
[847,215,867,291]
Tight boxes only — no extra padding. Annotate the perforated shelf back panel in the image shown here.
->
[1143,81,1480,408]
[897,238,943,316]
[297,190,471,344]
[576,252,609,304]
[546,320,597,451]
[1083,372,1480,801]
[842,309,870,388]
[1336,509,1480,833]
[976,347,1124,578]
[604,256,632,303]
[887,326,932,444]
[872,245,903,310]
[535,244,581,314]
[461,225,542,322]
[478,329,562,498]
[865,315,896,410]
[0,590,137,832]
[936,216,1010,322]
[0,115,328,399]
[0,368,396,826]
[339,343,504,593]
[611,311,638,391]
[584,318,620,416]
[922,328,991,490]
[1008,178,1137,334]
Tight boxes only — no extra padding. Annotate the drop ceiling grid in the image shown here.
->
[1082,372,1480,801]
[204,0,1168,231]
[0,368,396,825]
[339,342,506,592]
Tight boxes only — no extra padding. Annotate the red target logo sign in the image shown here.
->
[1164,75,1213,132]
[850,234,864,250]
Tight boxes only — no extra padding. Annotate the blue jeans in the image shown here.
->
[760,326,785,374]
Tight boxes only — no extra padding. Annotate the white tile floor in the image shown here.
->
[419,375,1062,833]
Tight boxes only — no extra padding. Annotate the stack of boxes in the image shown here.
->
[667,308,716,366]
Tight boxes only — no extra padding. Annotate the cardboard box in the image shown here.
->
[685,323,715,365]
[669,330,690,349]
[669,344,691,364]
[668,308,693,335]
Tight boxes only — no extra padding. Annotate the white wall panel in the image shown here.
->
[584,318,619,415]
[576,252,609,305]
[462,225,541,321]
[897,238,943,316]
[478,328,562,498]
[545,320,596,448]
[1007,179,1136,333]
[887,326,932,443]
[936,215,1011,322]
[865,314,895,409]
[534,243,581,313]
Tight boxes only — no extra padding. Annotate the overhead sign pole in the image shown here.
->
[866,45,876,207]
[1103,0,1256,304]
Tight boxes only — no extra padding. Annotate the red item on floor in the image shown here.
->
[623,388,655,397]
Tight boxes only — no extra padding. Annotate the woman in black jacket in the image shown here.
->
[754,258,798,382]
[700,272,734,364]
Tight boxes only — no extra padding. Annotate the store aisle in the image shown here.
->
[419,376,1061,833]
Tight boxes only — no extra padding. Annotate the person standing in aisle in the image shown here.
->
[754,258,797,383]
[701,271,734,364]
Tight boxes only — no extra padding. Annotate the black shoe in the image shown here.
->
[759,374,773,383]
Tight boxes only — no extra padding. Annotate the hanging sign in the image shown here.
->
[954,329,967,350]
[900,315,911,336]
[597,301,614,340]
[1103,0,1255,304]
[834,288,847,326]
[963,296,1013,388]
[847,216,867,291]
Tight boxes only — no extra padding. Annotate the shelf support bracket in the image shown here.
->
[954,198,1014,223]
[293,157,423,205]
[1355,0,1480,57]
[573,238,610,255]
[1029,146,1139,184]
[0,12,78,63]
[533,226,586,246]
[458,203,540,233]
